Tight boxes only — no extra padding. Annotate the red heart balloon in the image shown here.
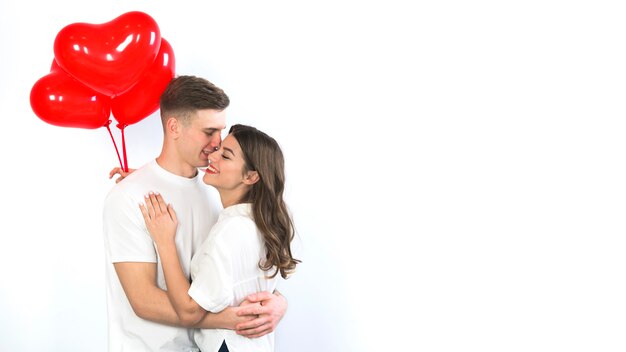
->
[112,38,175,126]
[53,11,161,97]
[30,69,111,129]
[50,59,61,72]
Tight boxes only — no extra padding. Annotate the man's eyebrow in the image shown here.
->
[203,128,219,133]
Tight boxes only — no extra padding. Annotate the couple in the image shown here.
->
[103,75,300,351]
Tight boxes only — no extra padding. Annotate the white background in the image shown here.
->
[1,1,625,351]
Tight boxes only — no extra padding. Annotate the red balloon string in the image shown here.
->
[105,120,124,170]
[117,124,129,172]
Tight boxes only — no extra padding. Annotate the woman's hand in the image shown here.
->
[139,192,178,245]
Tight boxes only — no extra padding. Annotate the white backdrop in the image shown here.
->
[1,1,626,351]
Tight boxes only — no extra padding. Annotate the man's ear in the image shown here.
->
[165,117,180,138]
[243,170,260,185]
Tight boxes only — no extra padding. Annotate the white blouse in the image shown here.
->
[188,203,278,352]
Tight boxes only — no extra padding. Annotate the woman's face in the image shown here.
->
[203,134,248,191]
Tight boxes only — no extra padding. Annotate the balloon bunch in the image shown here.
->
[30,11,175,172]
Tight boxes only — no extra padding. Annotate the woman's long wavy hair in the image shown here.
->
[229,124,300,279]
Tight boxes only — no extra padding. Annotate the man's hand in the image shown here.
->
[109,167,136,183]
[235,291,287,338]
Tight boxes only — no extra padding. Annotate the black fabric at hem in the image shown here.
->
[218,340,229,352]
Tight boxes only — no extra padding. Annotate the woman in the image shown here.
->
[139,124,300,352]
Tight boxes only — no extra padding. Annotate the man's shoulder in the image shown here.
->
[105,163,155,203]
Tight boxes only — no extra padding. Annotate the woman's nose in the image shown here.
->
[208,145,221,162]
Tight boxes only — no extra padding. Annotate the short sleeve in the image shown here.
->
[103,189,156,263]
[188,234,233,313]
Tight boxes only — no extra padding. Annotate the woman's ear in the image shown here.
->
[243,170,260,185]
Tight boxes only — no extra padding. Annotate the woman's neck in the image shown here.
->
[218,189,245,208]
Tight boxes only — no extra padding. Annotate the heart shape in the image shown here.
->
[53,11,161,97]
[30,68,111,129]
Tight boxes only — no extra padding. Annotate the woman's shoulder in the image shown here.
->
[209,218,254,249]
[215,214,256,237]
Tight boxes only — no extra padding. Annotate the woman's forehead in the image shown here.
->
[222,134,241,153]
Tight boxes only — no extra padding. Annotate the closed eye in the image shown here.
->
[204,128,219,137]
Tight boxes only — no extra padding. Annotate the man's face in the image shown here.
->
[178,108,226,169]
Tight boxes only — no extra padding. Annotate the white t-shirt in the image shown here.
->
[102,160,221,352]
[188,203,278,352]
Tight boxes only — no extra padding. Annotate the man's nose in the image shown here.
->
[210,134,222,150]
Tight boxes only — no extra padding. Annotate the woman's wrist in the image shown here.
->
[154,238,176,251]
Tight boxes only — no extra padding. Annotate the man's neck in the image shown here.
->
[155,155,198,179]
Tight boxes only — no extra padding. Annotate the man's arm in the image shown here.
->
[193,306,251,330]
[115,261,287,335]
[114,262,192,326]
[114,262,255,328]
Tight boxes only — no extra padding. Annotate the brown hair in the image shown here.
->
[230,124,300,279]
[159,75,230,126]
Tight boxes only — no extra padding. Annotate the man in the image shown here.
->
[103,75,287,351]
